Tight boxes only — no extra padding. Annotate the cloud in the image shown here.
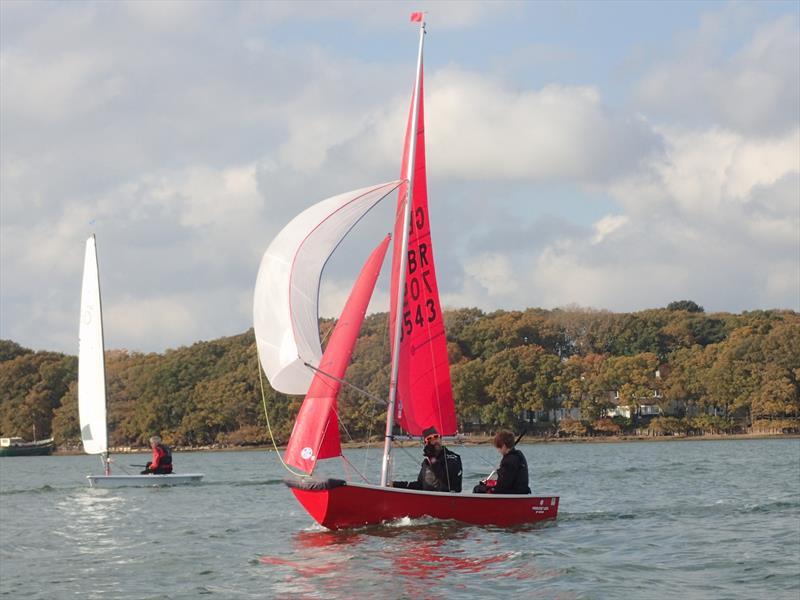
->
[592,215,629,245]
[234,0,522,31]
[354,69,663,183]
[462,253,518,297]
[1,2,797,356]
[519,126,800,313]
[635,14,800,135]
[608,127,800,239]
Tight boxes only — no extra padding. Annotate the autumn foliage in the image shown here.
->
[1,305,797,448]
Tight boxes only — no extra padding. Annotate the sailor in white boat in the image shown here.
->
[140,435,173,475]
[473,430,531,494]
[391,426,463,492]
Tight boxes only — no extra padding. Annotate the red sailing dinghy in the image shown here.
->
[253,17,559,530]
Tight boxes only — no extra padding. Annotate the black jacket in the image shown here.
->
[393,447,463,492]
[492,448,530,494]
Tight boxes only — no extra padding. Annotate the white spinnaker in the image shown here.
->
[78,235,108,455]
[254,180,401,395]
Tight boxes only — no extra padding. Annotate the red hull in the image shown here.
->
[287,480,559,530]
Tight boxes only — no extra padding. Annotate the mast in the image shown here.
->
[94,235,111,476]
[380,18,426,486]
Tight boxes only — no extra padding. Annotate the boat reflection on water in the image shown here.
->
[259,520,564,596]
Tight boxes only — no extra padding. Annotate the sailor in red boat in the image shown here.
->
[473,430,530,494]
[392,426,463,492]
[141,435,173,475]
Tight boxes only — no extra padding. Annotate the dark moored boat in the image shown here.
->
[0,437,54,457]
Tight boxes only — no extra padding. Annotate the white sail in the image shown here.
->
[253,180,401,394]
[78,235,108,455]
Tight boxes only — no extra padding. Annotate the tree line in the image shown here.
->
[1,302,797,449]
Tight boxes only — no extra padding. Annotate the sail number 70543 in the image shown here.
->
[401,242,438,340]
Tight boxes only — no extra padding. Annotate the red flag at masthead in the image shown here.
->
[410,12,423,22]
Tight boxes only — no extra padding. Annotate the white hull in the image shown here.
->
[87,473,204,488]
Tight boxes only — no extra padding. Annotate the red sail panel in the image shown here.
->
[389,67,457,436]
[285,235,392,474]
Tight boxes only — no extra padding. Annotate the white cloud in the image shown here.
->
[142,165,263,229]
[532,248,692,311]
[515,126,800,313]
[235,0,521,31]
[461,253,518,297]
[121,0,208,31]
[359,69,661,183]
[609,127,800,237]
[592,215,629,245]
[635,15,799,134]
[2,2,798,355]
[104,295,196,350]
[1,49,125,122]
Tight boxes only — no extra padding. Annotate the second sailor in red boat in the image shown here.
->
[473,430,530,494]
[392,426,463,492]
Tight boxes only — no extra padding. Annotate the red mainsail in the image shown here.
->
[285,235,391,474]
[389,67,457,436]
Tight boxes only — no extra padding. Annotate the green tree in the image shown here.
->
[667,300,704,313]
[451,359,487,430]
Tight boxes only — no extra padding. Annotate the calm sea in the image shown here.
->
[1,438,798,599]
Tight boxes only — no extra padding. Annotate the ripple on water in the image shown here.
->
[1,440,798,600]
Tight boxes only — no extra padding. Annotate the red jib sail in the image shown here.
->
[285,235,391,474]
[389,67,457,436]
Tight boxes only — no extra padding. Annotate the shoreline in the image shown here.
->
[51,432,800,456]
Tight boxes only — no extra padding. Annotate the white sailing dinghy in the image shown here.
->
[79,235,204,488]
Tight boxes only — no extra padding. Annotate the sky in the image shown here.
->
[1,0,798,354]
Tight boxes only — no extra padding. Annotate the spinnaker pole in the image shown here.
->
[380,19,426,487]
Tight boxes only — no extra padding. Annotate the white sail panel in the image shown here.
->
[78,235,108,455]
[254,181,401,394]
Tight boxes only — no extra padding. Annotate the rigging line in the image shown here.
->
[364,312,390,476]
[398,443,418,462]
[340,454,370,483]
[474,448,498,469]
[257,354,307,479]
[333,401,357,447]
[364,381,379,477]
[319,320,335,346]
[318,370,360,458]
[109,458,136,476]
[303,362,387,406]
[364,311,393,473]
[324,377,375,479]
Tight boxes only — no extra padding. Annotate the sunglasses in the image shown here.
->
[424,434,440,443]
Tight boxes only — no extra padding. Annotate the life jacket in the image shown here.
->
[418,447,462,492]
[151,444,173,472]
[443,447,463,492]
[158,444,173,466]
[493,448,529,494]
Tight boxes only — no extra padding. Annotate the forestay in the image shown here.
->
[254,181,401,395]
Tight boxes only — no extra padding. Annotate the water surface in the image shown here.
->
[1,438,798,599]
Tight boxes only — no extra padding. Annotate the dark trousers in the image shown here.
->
[141,462,173,475]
